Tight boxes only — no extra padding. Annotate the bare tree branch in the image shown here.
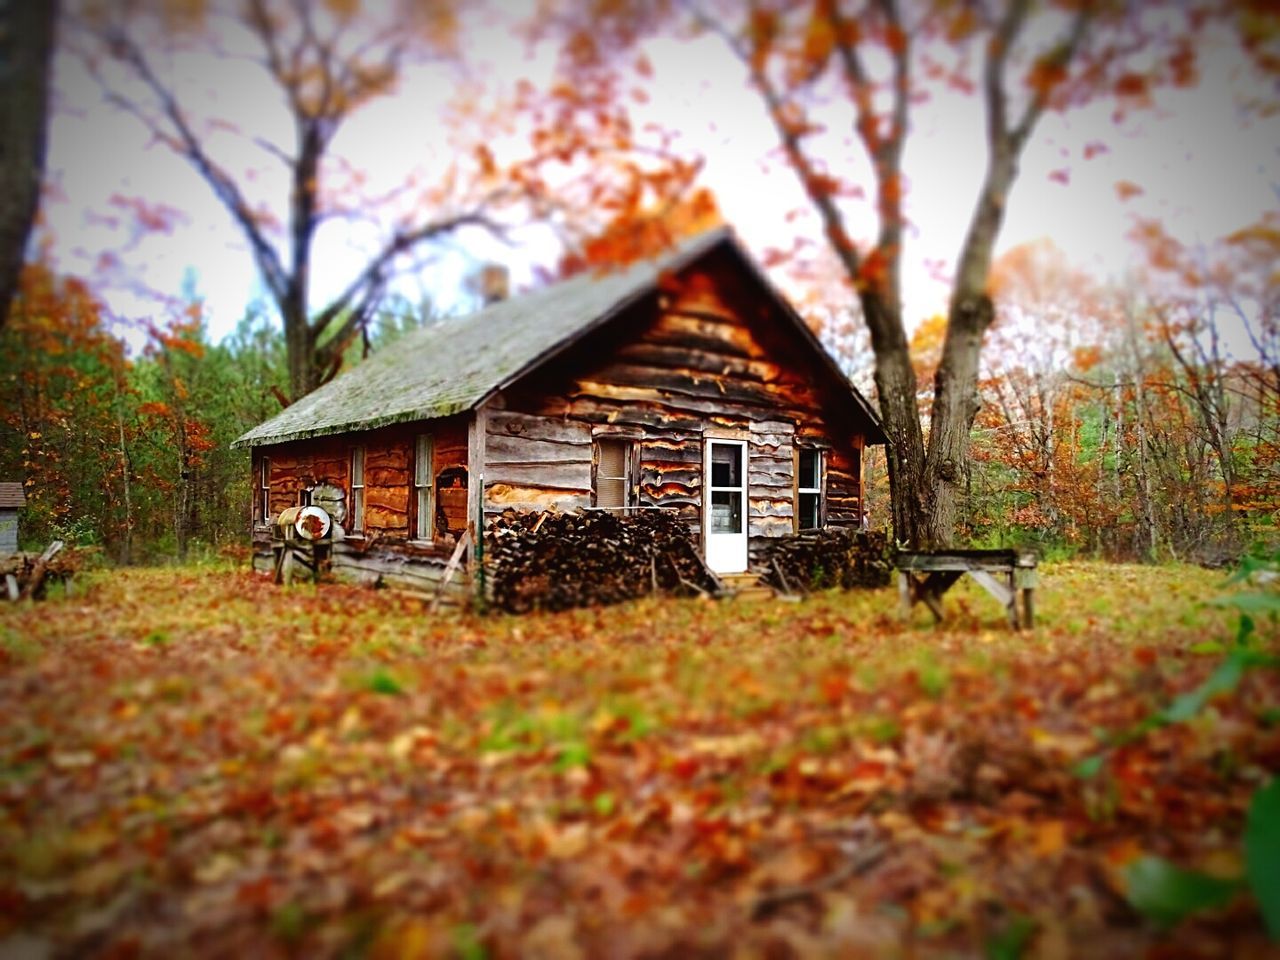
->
[98,27,290,302]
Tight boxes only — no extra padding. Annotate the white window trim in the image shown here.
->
[797,447,824,530]
[350,445,366,535]
[258,455,271,527]
[413,434,433,542]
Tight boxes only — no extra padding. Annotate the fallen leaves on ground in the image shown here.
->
[0,562,1276,957]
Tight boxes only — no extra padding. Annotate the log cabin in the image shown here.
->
[232,227,886,594]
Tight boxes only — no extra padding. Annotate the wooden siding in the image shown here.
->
[250,539,471,598]
[0,509,17,556]
[482,410,593,516]
[245,246,872,590]
[489,247,866,553]
[251,415,472,585]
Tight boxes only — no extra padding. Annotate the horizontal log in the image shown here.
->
[484,461,592,489]
[534,398,712,434]
[749,517,794,538]
[752,418,794,434]
[641,440,702,464]
[486,432,592,464]
[367,446,410,470]
[365,506,408,532]
[639,465,700,486]
[564,383,789,423]
[484,483,591,514]
[749,463,793,482]
[749,498,793,518]
[574,367,784,409]
[367,486,409,510]
[614,341,780,381]
[366,466,409,488]
[487,411,592,445]
[653,313,759,353]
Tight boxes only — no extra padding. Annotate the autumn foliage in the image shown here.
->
[1,564,1277,955]
[0,264,287,560]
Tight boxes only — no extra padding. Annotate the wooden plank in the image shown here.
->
[484,482,591,514]
[748,498,792,518]
[486,410,590,445]
[485,432,591,464]
[431,530,472,613]
[468,406,486,551]
[614,341,780,380]
[749,516,793,538]
[967,568,1014,607]
[483,461,592,489]
[897,549,1020,567]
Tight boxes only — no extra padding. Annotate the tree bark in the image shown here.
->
[0,0,57,328]
[861,290,927,547]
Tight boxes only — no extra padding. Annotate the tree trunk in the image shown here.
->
[0,1,57,328]
[116,396,133,565]
[283,295,314,402]
[923,139,1017,547]
[860,289,927,547]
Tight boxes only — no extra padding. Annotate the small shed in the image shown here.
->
[0,482,26,556]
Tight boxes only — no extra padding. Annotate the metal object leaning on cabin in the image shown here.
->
[274,505,333,541]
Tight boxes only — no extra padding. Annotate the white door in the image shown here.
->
[704,439,748,574]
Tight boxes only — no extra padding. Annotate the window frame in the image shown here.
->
[413,434,433,541]
[796,446,824,531]
[349,445,366,534]
[258,455,271,526]
[593,437,634,510]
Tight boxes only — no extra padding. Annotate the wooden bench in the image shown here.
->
[896,549,1038,629]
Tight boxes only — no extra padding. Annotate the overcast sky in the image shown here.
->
[44,5,1278,355]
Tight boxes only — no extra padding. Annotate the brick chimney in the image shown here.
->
[479,264,509,305]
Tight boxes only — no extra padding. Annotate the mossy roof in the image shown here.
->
[233,228,885,448]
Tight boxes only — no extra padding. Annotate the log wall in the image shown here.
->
[246,246,874,591]
[487,247,869,557]
[250,414,473,592]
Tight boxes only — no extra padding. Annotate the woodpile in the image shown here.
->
[487,510,721,613]
[757,529,893,594]
[2,541,84,600]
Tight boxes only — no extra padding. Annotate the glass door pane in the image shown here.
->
[710,443,741,487]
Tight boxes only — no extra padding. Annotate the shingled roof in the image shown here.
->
[0,482,26,509]
[234,228,884,448]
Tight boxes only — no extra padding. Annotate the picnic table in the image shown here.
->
[896,549,1038,629]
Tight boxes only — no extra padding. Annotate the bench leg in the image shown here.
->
[1007,570,1019,629]
[919,589,946,623]
[1021,588,1035,628]
[898,571,911,620]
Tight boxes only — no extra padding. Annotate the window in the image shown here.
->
[594,438,632,509]
[259,456,271,524]
[414,435,433,540]
[350,446,366,533]
[797,448,823,530]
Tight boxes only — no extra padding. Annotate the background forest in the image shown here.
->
[4,228,1274,564]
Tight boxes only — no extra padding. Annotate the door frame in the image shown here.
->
[703,437,749,574]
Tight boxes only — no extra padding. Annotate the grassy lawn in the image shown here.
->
[1,563,1277,958]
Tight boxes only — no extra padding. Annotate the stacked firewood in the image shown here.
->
[1,541,84,601]
[757,529,894,594]
[487,510,721,613]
